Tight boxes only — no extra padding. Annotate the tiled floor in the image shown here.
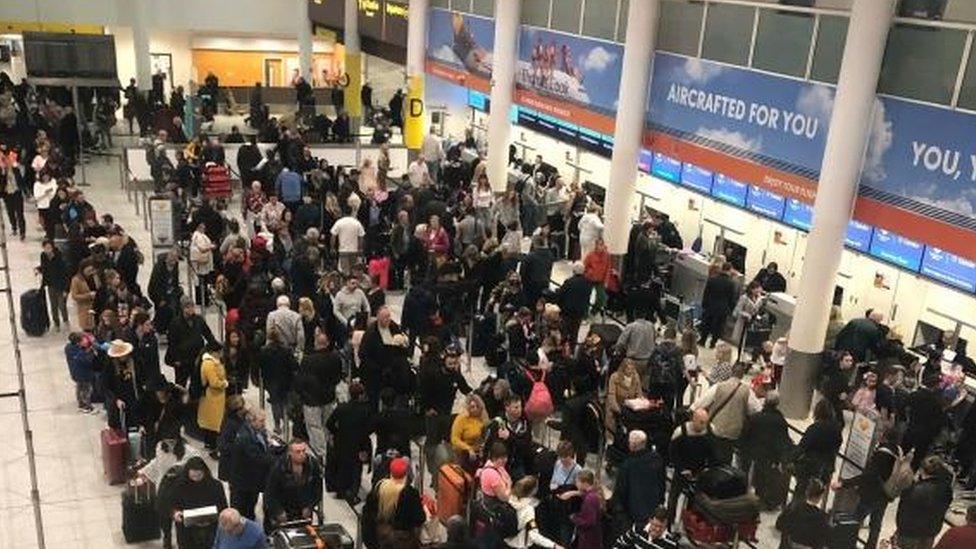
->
[1,143,971,548]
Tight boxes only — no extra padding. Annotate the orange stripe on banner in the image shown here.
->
[513,89,616,135]
[853,197,976,261]
[424,60,491,94]
[643,131,818,204]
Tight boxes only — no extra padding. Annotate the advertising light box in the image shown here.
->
[783,199,814,231]
[869,229,924,272]
[651,152,681,183]
[680,163,714,194]
[845,220,874,252]
[747,186,786,220]
[711,174,748,207]
[921,247,976,293]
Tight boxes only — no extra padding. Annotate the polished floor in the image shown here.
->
[0,143,971,548]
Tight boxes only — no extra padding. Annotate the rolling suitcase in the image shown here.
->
[202,164,232,200]
[272,522,354,549]
[101,426,128,485]
[122,479,160,543]
[20,288,49,337]
[589,323,621,348]
[437,463,473,523]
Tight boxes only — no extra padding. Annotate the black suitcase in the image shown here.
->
[470,313,495,357]
[827,513,860,549]
[122,481,160,543]
[272,522,354,549]
[589,323,622,348]
[754,462,790,509]
[697,465,748,500]
[20,289,49,337]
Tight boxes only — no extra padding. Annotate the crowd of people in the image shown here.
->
[4,69,976,549]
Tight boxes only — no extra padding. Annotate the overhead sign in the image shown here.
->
[425,8,494,93]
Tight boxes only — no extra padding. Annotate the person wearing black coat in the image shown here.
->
[520,239,555,307]
[325,384,373,503]
[611,430,666,532]
[555,265,592,348]
[265,439,324,528]
[402,282,435,347]
[237,135,263,185]
[38,239,69,330]
[374,389,419,459]
[359,307,412,409]
[776,480,829,549]
[295,328,343,462]
[904,375,948,469]
[111,231,142,296]
[739,394,793,509]
[820,351,856,425]
[752,262,787,294]
[216,395,247,481]
[229,410,275,520]
[148,250,182,335]
[361,457,426,549]
[130,311,161,391]
[165,297,218,390]
[791,400,843,508]
[836,431,899,549]
[834,311,885,363]
[140,377,185,459]
[698,263,738,348]
[895,456,953,547]
[259,331,298,434]
[419,346,472,468]
[171,457,228,549]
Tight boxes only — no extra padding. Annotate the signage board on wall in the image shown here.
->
[514,27,623,134]
[309,0,407,63]
[651,152,681,183]
[921,247,976,293]
[746,186,786,220]
[870,229,925,272]
[680,163,714,195]
[425,8,494,93]
[711,174,748,207]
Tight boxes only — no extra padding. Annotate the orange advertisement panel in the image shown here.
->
[424,60,490,95]
[513,88,615,135]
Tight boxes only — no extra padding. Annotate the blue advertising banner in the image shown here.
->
[860,96,976,225]
[516,27,624,118]
[647,52,833,176]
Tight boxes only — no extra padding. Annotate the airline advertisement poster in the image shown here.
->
[515,27,623,134]
[425,8,494,94]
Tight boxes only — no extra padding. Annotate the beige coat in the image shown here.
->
[605,371,642,431]
[69,274,95,330]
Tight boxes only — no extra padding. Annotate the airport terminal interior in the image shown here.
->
[4,0,976,547]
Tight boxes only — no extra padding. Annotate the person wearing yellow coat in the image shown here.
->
[197,344,229,455]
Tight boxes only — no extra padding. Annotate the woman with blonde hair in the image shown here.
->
[362,457,425,548]
[451,393,489,473]
[605,358,643,434]
[297,296,318,354]
[505,476,563,548]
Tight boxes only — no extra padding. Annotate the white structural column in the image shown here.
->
[404,0,429,149]
[486,0,522,192]
[297,0,314,80]
[781,0,897,419]
[604,0,660,256]
[131,0,152,91]
[344,0,363,118]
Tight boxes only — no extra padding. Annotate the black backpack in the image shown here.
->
[480,496,519,539]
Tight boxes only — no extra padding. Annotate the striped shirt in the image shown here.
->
[612,524,680,549]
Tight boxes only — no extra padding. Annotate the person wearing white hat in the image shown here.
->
[104,338,139,431]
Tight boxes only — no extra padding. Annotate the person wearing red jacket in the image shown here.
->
[583,237,611,315]
[424,214,451,256]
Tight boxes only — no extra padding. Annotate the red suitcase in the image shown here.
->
[102,427,128,485]
[436,463,473,523]
[202,164,232,200]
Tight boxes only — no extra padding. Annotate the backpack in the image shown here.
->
[879,446,915,499]
[479,496,519,539]
[648,343,679,387]
[523,369,554,422]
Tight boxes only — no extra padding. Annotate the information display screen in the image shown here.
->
[383,0,409,46]
[680,163,714,194]
[783,199,814,231]
[746,186,786,219]
[711,174,748,207]
[869,229,924,271]
[651,152,682,183]
[358,0,384,41]
[921,247,976,293]
[638,149,654,174]
[577,126,613,158]
[468,90,488,112]
[845,220,874,252]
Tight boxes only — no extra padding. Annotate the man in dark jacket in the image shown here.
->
[110,229,142,296]
[230,410,275,520]
[738,392,792,509]
[295,328,343,463]
[520,237,554,306]
[836,430,900,549]
[165,296,218,390]
[237,135,262,185]
[140,376,184,459]
[264,439,323,529]
[698,262,737,348]
[776,479,829,548]
[359,306,412,410]
[904,374,948,469]
[130,310,160,391]
[555,262,591,349]
[752,261,787,294]
[834,309,886,362]
[419,345,472,474]
[895,456,953,548]
[612,429,665,531]
[148,249,182,335]
[482,396,533,481]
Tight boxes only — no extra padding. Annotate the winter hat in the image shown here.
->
[389,457,409,480]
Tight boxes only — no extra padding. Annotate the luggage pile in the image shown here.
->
[202,163,232,200]
[271,522,354,549]
[681,465,761,545]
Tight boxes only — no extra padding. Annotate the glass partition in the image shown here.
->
[582,0,619,40]
[958,35,976,110]
[551,0,583,33]
[702,3,754,66]
[432,0,450,9]
[657,0,704,56]
[810,15,847,84]
[522,0,551,27]
[617,0,630,41]
[471,0,494,17]
[753,10,815,77]
[879,23,967,105]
